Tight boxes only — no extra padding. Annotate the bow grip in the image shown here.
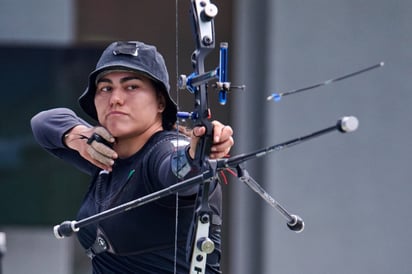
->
[194,118,214,169]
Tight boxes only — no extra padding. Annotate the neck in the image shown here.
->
[114,123,163,158]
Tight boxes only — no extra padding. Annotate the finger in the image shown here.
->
[211,137,233,153]
[87,145,115,167]
[218,125,233,143]
[94,127,115,143]
[209,147,231,159]
[210,124,233,146]
[90,141,117,159]
[192,126,206,138]
[211,121,233,143]
[210,131,233,157]
[211,121,222,142]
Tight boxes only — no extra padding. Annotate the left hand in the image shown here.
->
[189,120,234,159]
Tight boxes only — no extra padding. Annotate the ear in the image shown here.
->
[157,94,166,112]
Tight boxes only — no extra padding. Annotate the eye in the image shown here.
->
[126,84,139,91]
[96,85,112,93]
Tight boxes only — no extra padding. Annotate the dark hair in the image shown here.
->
[151,79,176,131]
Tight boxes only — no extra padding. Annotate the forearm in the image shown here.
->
[31,108,91,149]
[31,108,96,175]
[63,124,91,150]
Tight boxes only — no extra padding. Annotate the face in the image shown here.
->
[94,71,165,139]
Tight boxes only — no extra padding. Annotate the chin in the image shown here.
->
[103,123,124,136]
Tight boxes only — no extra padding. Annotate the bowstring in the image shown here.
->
[173,0,179,273]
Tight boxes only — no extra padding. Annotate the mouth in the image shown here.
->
[106,111,128,118]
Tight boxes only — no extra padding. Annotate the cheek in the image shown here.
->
[94,97,107,120]
[94,95,104,107]
[134,93,160,112]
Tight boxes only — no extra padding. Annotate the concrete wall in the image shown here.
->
[2,227,75,274]
[228,1,412,273]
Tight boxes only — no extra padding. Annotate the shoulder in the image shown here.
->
[142,131,190,171]
[148,131,190,151]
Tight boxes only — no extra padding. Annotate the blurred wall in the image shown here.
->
[0,0,74,45]
[228,0,412,274]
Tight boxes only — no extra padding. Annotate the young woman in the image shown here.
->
[31,41,233,273]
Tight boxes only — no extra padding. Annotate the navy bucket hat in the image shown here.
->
[79,41,177,130]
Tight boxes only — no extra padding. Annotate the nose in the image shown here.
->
[109,88,124,106]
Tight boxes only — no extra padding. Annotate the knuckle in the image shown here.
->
[94,126,112,140]
[94,126,106,135]
[92,142,105,152]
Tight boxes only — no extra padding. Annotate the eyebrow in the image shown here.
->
[97,76,145,84]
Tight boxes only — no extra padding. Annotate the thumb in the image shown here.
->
[189,126,206,159]
[192,126,206,138]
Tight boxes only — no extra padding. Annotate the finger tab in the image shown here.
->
[95,127,114,142]
[88,133,113,148]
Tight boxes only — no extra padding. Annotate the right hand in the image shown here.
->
[64,125,118,171]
